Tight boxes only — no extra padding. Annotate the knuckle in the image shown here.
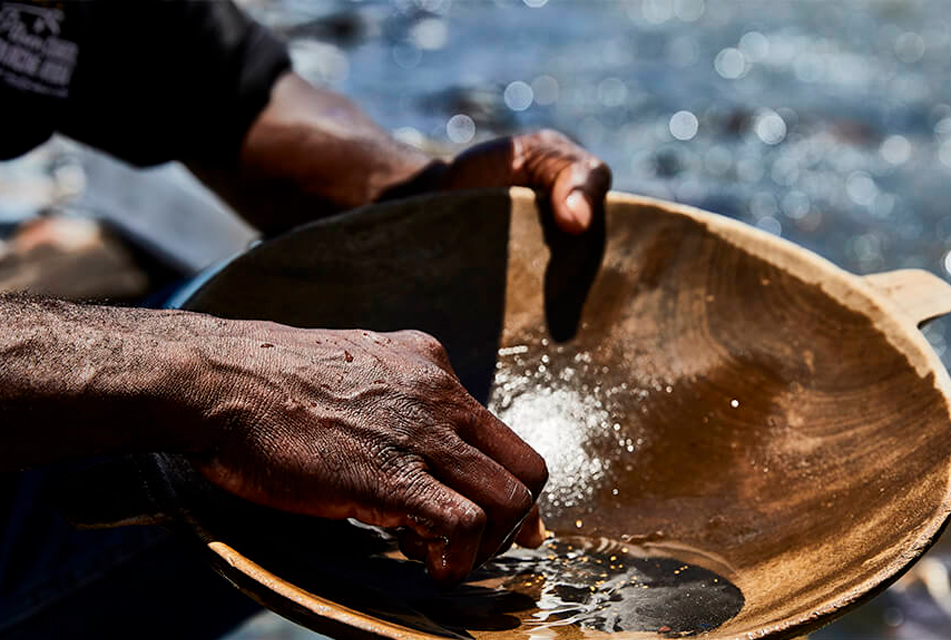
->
[398,329,440,350]
[413,365,460,396]
[374,439,423,477]
[385,467,434,518]
[454,503,487,535]
[396,330,452,366]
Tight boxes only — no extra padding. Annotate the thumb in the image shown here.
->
[550,160,612,234]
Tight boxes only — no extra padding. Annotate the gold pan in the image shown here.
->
[64,188,951,639]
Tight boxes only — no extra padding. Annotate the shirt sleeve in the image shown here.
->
[57,1,291,166]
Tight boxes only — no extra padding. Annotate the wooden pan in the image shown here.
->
[63,188,951,639]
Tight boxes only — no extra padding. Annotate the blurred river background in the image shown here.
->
[2,0,951,638]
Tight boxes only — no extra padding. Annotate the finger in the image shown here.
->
[391,476,487,585]
[511,130,611,234]
[513,504,547,548]
[427,437,535,567]
[549,158,612,235]
[397,527,429,563]
[455,402,549,501]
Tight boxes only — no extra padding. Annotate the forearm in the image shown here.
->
[189,72,443,234]
[0,296,212,470]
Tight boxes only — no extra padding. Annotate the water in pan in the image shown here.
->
[478,535,744,637]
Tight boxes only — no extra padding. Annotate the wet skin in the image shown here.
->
[191,325,551,585]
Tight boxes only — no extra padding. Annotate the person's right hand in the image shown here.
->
[177,320,548,585]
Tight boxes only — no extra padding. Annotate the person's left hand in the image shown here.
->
[441,130,612,234]
[388,130,611,235]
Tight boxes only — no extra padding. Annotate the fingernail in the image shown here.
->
[566,191,592,230]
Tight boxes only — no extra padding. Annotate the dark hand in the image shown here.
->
[186,321,548,585]
[439,129,612,234]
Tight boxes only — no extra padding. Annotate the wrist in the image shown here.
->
[374,159,451,202]
[130,309,232,455]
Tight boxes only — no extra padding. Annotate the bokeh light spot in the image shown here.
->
[674,0,705,22]
[940,141,951,169]
[504,81,534,111]
[756,216,782,236]
[446,114,476,144]
[754,109,787,145]
[739,31,770,62]
[715,47,746,79]
[880,135,912,165]
[895,32,926,64]
[641,0,673,25]
[531,75,559,106]
[410,18,448,51]
[669,110,699,140]
[667,35,699,68]
[392,43,421,69]
[846,171,878,206]
[597,77,628,107]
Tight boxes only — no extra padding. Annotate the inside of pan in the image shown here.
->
[183,189,951,639]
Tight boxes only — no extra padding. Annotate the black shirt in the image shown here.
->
[0,1,291,165]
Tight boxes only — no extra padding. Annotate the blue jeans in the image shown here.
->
[0,465,260,639]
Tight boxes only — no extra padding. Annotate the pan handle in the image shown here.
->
[864,269,951,327]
